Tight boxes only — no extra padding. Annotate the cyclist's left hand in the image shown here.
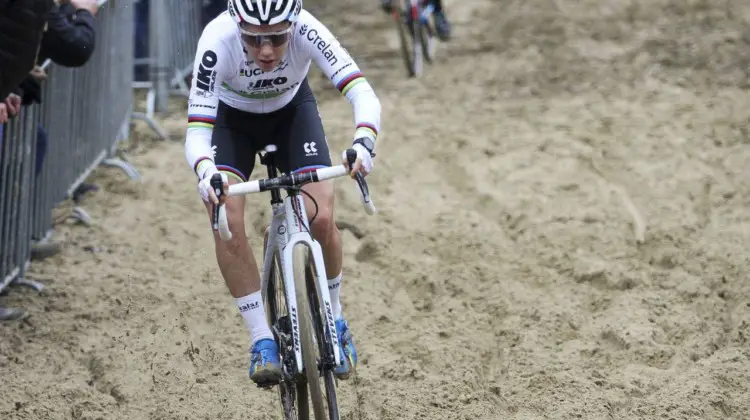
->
[343,143,373,178]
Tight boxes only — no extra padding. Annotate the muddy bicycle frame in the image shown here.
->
[210,144,375,378]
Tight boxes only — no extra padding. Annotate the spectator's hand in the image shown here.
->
[5,94,21,117]
[69,0,99,15]
[0,103,8,124]
[30,66,47,82]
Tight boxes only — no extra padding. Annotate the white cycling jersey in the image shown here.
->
[185,10,382,180]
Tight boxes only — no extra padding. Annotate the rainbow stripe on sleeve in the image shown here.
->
[355,122,378,140]
[188,114,216,129]
[336,71,367,96]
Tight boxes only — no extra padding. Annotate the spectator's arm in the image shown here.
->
[39,4,96,67]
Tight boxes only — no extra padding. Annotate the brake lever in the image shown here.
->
[210,173,224,231]
[345,149,377,215]
[210,173,233,240]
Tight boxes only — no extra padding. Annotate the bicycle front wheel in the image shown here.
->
[264,230,308,420]
[293,244,330,420]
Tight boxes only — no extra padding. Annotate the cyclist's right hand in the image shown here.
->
[343,143,374,179]
[198,168,228,205]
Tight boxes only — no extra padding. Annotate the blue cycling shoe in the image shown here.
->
[433,11,452,41]
[249,338,282,386]
[333,318,358,380]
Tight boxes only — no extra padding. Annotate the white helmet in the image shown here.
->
[228,0,303,26]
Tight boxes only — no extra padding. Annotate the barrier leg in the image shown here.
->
[9,262,45,294]
[169,65,192,97]
[102,157,142,181]
[12,278,45,292]
[0,307,25,321]
[70,207,93,226]
[131,111,169,140]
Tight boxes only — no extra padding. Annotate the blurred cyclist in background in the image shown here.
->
[380,0,451,41]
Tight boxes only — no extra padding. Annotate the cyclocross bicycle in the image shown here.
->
[391,0,436,77]
[210,145,376,420]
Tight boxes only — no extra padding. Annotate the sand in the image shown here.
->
[2,0,750,418]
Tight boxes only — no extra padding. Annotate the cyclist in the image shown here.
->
[380,0,452,41]
[184,0,381,386]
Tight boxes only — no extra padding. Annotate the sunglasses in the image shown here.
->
[239,26,292,48]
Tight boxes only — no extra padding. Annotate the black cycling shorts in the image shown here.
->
[211,78,332,182]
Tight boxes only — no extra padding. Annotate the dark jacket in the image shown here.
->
[38,3,96,67]
[0,0,55,100]
[19,3,97,105]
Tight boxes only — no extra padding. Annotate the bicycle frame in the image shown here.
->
[211,145,375,387]
[260,190,342,374]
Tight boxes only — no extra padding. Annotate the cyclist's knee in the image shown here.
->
[224,196,247,233]
[203,178,247,238]
[304,182,335,238]
[311,203,335,238]
[213,197,248,256]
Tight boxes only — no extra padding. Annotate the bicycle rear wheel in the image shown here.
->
[293,244,333,420]
[264,231,308,420]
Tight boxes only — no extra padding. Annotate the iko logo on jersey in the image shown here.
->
[247,76,288,90]
[299,25,340,67]
[304,142,318,156]
[196,50,218,93]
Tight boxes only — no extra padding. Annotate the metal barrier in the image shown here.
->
[0,107,40,296]
[132,0,204,132]
[0,0,140,299]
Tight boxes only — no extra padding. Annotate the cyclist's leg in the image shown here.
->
[208,101,281,384]
[276,79,357,380]
[431,0,451,41]
[275,82,341,280]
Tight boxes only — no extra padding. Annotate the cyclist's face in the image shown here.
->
[240,22,292,72]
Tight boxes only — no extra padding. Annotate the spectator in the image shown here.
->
[0,0,54,124]
[0,0,54,320]
[16,0,99,262]
[0,0,54,100]
[18,0,97,107]
[40,0,98,65]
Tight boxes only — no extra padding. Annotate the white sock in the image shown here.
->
[236,291,273,346]
[328,272,343,320]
